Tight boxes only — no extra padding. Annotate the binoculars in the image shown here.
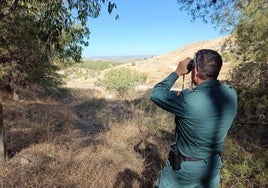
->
[187,60,194,73]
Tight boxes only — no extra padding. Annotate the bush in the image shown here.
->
[100,67,147,97]
[224,61,268,187]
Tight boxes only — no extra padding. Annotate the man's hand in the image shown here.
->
[175,57,192,76]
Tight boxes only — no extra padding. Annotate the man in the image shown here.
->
[150,49,237,188]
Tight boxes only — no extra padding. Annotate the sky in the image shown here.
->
[82,0,226,58]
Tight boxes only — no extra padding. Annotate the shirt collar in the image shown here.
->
[195,80,221,90]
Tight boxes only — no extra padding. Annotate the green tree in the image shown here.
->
[177,0,244,32]
[0,0,117,62]
[234,1,268,61]
[177,0,268,62]
[0,0,117,92]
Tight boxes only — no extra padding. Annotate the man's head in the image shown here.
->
[191,49,223,85]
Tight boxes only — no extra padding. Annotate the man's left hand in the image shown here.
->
[175,57,192,76]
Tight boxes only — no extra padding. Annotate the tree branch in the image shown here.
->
[0,0,20,19]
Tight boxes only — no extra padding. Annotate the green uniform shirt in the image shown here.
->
[150,72,237,159]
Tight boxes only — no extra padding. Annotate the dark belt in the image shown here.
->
[179,151,201,161]
[182,155,202,161]
[180,151,221,162]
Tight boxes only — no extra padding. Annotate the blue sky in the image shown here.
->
[82,0,225,58]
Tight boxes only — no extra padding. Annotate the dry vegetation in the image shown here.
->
[1,36,263,187]
[65,36,233,91]
[1,88,172,187]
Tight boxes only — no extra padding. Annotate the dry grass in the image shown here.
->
[0,87,171,187]
[0,36,251,187]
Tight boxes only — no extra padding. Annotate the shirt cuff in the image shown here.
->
[171,72,180,78]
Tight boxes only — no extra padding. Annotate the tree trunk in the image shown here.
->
[0,103,6,163]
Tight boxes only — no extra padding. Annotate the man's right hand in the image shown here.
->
[175,57,192,76]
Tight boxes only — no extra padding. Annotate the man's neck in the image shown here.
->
[197,79,208,85]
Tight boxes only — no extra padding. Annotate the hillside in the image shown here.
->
[65,35,233,92]
[131,36,231,82]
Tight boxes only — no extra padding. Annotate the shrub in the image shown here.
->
[100,67,147,97]
[224,61,268,187]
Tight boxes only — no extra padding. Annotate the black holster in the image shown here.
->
[168,143,182,171]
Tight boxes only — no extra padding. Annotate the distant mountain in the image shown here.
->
[85,55,155,62]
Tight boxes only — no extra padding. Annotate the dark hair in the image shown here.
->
[194,49,222,80]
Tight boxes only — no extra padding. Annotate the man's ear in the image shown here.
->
[194,67,199,77]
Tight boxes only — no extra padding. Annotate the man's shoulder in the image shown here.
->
[222,83,234,89]
[219,83,238,102]
[222,83,237,93]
